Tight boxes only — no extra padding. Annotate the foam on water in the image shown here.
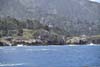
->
[89,43,95,46]
[69,45,77,46]
[0,63,25,67]
[26,48,57,51]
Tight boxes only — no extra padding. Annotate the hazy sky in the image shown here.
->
[90,0,100,2]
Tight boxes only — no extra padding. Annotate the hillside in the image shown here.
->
[0,0,100,35]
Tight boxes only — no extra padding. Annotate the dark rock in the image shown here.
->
[0,42,4,46]
[0,41,9,46]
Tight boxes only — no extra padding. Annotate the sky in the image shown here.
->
[90,0,100,3]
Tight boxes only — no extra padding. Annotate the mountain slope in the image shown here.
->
[0,0,100,35]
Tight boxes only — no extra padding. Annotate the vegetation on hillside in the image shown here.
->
[0,16,100,46]
[0,16,64,39]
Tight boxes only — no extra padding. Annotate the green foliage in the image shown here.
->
[0,16,64,39]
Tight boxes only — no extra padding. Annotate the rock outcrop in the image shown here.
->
[66,37,88,44]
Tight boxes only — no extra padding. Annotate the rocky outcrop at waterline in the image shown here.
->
[87,35,100,44]
[0,35,100,46]
[11,39,43,46]
[0,41,11,46]
[66,37,88,44]
[11,36,65,46]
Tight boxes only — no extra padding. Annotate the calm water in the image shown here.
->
[0,45,100,67]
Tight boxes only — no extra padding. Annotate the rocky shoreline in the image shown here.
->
[0,35,100,46]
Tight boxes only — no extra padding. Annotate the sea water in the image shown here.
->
[0,45,100,67]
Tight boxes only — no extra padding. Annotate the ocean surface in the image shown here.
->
[0,45,100,67]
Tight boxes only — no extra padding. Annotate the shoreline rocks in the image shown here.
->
[0,41,11,46]
[0,35,100,46]
[66,37,88,44]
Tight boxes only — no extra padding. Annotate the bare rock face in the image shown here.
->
[66,37,88,44]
